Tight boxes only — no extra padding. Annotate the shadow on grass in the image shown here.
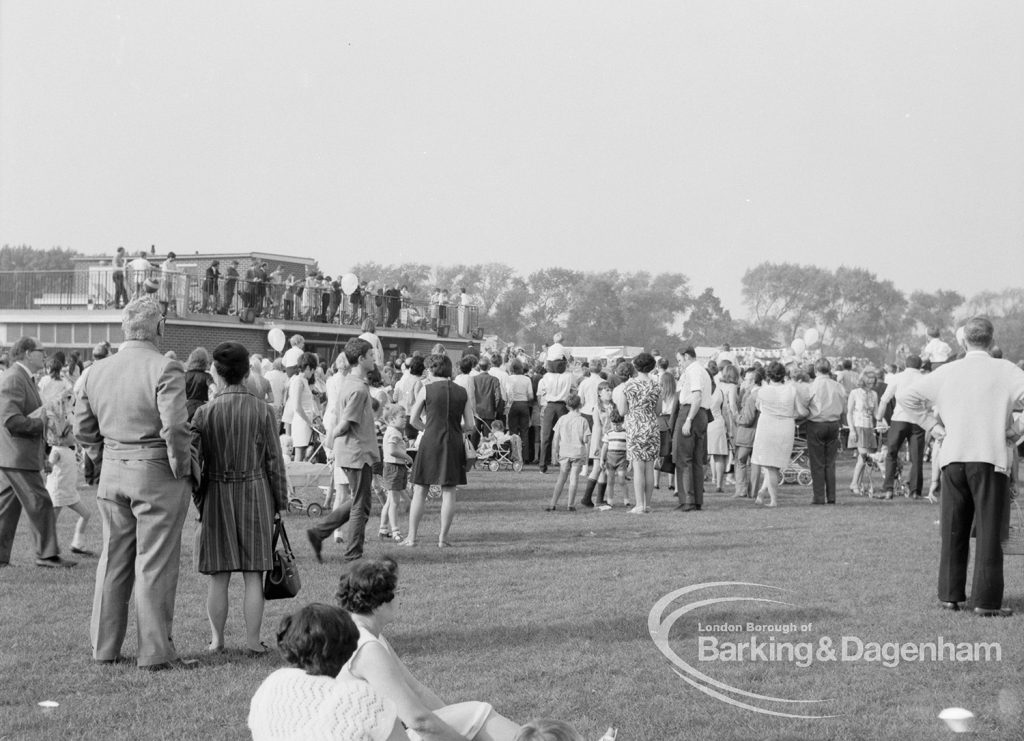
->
[398,605,845,656]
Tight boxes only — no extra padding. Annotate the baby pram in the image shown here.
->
[475,434,524,472]
[285,427,334,516]
[781,434,812,486]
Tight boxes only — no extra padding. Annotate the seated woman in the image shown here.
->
[248,603,407,741]
[337,557,521,741]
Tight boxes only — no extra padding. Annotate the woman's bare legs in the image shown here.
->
[242,571,266,651]
[403,485,428,545]
[764,466,780,506]
[438,487,457,545]
[207,572,231,650]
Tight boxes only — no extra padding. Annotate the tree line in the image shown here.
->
[3,245,1022,361]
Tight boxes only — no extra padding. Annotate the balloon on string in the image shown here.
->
[803,328,820,347]
[791,338,806,355]
[267,328,286,352]
[340,273,359,295]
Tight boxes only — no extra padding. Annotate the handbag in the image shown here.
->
[465,435,477,461]
[264,519,301,600]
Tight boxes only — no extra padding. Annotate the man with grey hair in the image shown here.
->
[0,336,71,567]
[75,298,198,668]
[900,316,1024,617]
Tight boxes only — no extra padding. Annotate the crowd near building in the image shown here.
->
[1,252,1022,738]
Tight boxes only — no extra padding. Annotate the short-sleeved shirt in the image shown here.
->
[333,375,380,469]
[552,411,590,460]
[680,362,713,410]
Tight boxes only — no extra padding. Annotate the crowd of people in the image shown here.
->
[1,294,1022,737]
[105,247,481,333]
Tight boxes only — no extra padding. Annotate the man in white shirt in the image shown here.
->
[537,359,574,473]
[899,317,1024,616]
[805,359,848,505]
[670,346,713,512]
[876,355,926,499]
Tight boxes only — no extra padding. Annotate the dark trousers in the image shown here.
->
[883,421,925,496]
[508,401,531,445]
[0,468,59,563]
[311,464,373,561]
[112,272,128,308]
[938,462,1008,609]
[673,406,708,507]
[540,401,568,467]
[806,420,841,503]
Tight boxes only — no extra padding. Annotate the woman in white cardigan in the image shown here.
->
[337,557,521,741]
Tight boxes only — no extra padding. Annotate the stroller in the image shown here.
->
[475,434,524,472]
[285,426,335,516]
[781,434,812,486]
[472,415,524,472]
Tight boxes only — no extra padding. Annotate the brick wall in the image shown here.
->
[163,323,273,360]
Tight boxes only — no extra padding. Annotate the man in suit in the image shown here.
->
[75,298,198,669]
[0,337,73,568]
[899,317,1024,617]
[472,356,504,444]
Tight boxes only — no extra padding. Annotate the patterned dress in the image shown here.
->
[623,376,662,461]
[192,386,288,574]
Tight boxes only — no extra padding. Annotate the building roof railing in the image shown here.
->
[0,269,481,338]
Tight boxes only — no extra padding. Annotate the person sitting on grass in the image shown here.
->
[337,557,522,741]
[545,393,590,512]
[600,408,630,509]
[248,603,406,741]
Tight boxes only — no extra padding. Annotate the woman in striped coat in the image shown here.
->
[192,341,289,654]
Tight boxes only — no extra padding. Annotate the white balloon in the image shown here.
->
[268,328,286,352]
[803,328,819,346]
[340,273,359,295]
[791,338,806,355]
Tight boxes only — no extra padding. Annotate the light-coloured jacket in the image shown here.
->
[74,340,192,479]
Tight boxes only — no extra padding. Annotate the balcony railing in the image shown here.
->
[0,269,481,338]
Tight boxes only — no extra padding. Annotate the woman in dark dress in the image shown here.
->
[402,353,474,548]
[192,342,288,653]
[185,347,214,422]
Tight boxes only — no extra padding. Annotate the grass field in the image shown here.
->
[2,457,1024,740]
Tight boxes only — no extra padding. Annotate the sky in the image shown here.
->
[2,1,1023,316]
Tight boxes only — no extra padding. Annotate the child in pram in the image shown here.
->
[476,420,523,471]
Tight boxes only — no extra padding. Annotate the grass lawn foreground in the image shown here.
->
[2,457,1023,740]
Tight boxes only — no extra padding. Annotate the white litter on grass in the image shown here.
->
[37,700,59,709]
[938,707,975,733]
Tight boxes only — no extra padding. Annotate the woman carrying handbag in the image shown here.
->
[192,342,289,655]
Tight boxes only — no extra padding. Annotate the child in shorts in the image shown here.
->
[601,407,630,509]
[545,393,590,512]
[380,405,413,541]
